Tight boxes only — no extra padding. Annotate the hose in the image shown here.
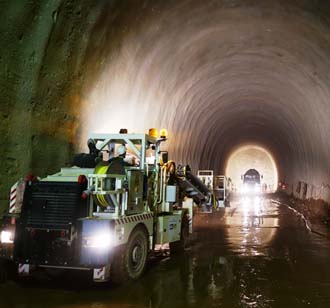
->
[93,163,112,207]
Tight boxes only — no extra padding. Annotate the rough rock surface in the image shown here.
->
[1,1,330,214]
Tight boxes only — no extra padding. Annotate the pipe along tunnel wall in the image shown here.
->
[1,0,330,215]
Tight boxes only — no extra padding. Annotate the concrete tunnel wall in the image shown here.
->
[1,0,330,212]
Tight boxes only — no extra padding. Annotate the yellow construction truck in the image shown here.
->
[0,129,210,283]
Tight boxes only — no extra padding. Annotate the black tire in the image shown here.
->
[0,264,8,284]
[0,259,17,284]
[169,213,190,254]
[112,226,149,284]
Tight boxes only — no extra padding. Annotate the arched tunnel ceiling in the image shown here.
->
[82,0,330,183]
[1,0,330,206]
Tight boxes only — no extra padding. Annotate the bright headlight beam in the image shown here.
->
[0,230,14,244]
[225,144,278,193]
[84,232,113,250]
[242,184,249,194]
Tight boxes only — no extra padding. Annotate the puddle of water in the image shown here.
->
[1,195,330,308]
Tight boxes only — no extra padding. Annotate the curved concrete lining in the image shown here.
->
[2,1,330,209]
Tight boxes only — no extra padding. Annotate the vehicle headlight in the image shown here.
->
[242,184,250,193]
[0,230,14,244]
[83,231,114,250]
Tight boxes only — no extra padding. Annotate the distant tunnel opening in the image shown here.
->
[225,145,278,192]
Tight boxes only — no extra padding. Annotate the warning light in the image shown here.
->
[159,129,168,139]
[26,173,37,182]
[149,128,158,138]
[78,175,88,190]
[78,175,87,185]
[119,128,128,134]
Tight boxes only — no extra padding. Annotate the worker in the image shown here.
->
[109,145,130,166]
[73,138,101,168]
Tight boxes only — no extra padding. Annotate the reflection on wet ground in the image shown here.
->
[1,194,330,308]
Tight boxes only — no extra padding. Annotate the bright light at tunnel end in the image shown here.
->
[225,145,278,193]
[242,183,262,194]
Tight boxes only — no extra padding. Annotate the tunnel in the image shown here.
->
[225,144,278,192]
[2,0,330,209]
[1,0,330,306]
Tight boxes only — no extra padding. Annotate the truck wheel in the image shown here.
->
[112,226,148,284]
[0,265,8,284]
[169,214,189,254]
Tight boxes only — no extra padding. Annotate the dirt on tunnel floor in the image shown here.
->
[275,192,330,235]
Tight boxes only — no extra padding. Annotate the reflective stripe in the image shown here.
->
[10,183,18,194]
[10,188,17,194]
[115,213,154,225]
[9,182,18,213]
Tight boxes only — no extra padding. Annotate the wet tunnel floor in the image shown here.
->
[1,195,330,308]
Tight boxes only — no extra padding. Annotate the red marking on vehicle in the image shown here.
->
[78,175,88,185]
[26,173,36,182]
[81,192,88,199]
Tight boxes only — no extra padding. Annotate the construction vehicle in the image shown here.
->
[196,170,214,191]
[242,169,262,194]
[197,171,231,208]
[214,175,230,208]
[0,129,211,284]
